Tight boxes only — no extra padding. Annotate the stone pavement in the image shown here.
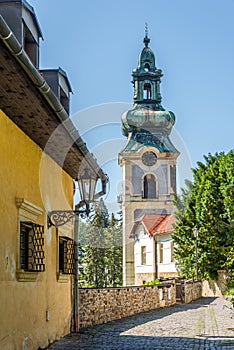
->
[47,297,234,350]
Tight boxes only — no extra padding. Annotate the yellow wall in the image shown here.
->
[0,110,75,349]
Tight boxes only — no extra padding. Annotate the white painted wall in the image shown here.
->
[134,229,178,279]
[156,234,177,275]
[134,224,156,274]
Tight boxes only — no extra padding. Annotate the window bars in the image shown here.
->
[20,222,45,272]
[59,236,75,274]
[20,223,75,274]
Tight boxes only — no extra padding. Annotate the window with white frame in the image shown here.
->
[16,198,44,281]
[141,246,146,265]
[159,243,164,263]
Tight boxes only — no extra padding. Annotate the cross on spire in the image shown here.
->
[145,22,148,37]
[143,22,150,47]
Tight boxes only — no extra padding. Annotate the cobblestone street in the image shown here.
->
[47,297,234,350]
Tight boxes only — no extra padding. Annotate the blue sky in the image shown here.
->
[28,0,234,212]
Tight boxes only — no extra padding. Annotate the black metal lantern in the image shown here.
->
[77,168,98,204]
[47,167,98,227]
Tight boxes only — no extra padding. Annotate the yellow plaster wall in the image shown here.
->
[0,110,74,349]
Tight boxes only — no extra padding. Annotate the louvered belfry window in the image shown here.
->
[59,237,75,274]
[20,222,45,272]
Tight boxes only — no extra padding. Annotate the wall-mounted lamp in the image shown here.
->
[47,168,99,227]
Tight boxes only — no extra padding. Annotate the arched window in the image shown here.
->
[143,174,157,198]
[143,83,151,99]
[144,63,150,72]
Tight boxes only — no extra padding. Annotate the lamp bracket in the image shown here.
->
[47,201,90,228]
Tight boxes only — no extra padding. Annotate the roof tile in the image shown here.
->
[129,213,175,238]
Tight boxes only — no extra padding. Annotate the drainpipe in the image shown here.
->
[154,237,158,279]
[73,212,79,332]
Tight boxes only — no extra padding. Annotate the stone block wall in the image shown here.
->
[78,283,176,329]
[135,272,156,286]
[202,271,228,296]
[184,280,202,304]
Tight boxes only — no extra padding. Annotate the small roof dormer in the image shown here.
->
[40,67,73,115]
[0,0,43,68]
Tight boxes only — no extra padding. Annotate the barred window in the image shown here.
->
[20,222,45,272]
[59,237,75,274]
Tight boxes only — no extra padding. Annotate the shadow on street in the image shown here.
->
[47,297,234,350]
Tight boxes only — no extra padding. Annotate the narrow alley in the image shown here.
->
[48,297,234,350]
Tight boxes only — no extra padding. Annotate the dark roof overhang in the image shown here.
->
[0,15,107,194]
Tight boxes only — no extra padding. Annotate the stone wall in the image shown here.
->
[184,280,203,304]
[78,283,176,329]
[135,272,156,286]
[202,270,228,297]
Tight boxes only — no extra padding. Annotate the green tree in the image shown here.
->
[83,199,109,287]
[104,213,123,287]
[172,179,196,278]
[173,151,234,280]
[81,202,123,288]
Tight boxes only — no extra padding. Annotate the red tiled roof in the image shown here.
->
[139,214,166,232]
[129,213,176,238]
[150,215,176,235]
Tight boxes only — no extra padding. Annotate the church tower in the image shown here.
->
[119,30,179,286]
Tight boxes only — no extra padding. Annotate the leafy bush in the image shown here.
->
[142,279,162,286]
[225,288,234,296]
[173,151,234,280]
[225,277,234,310]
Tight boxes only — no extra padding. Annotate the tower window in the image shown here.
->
[143,174,157,198]
[143,83,151,99]
[144,63,150,72]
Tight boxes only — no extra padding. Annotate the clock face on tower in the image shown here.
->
[141,151,157,166]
